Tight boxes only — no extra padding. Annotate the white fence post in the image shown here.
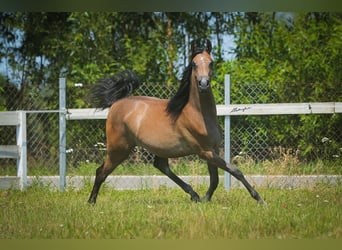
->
[16,111,27,190]
[224,74,231,190]
[59,78,67,191]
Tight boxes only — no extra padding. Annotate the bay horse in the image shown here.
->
[88,39,264,205]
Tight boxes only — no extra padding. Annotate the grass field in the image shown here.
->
[0,182,341,239]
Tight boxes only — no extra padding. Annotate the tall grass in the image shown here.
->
[63,158,342,176]
[0,183,341,239]
[1,153,341,176]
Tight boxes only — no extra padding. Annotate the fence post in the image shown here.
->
[224,74,231,190]
[17,111,27,190]
[59,78,67,191]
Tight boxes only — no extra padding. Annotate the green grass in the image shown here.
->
[1,157,341,176]
[51,158,342,176]
[67,160,213,176]
[0,183,341,239]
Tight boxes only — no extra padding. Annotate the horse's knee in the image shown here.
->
[230,166,244,178]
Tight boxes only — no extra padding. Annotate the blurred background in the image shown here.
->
[0,12,341,176]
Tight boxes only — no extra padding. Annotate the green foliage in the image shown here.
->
[213,13,342,160]
[0,12,341,162]
[0,75,7,111]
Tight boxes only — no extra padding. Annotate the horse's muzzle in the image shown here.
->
[198,77,210,92]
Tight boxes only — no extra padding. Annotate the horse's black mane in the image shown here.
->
[166,39,212,121]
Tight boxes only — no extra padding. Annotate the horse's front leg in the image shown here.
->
[201,162,218,202]
[201,150,265,204]
[153,156,201,202]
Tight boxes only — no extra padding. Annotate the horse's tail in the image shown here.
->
[90,69,140,109]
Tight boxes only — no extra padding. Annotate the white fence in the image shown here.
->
[0,111,27,190]
[65,102,342,190]
[66,102,342,120]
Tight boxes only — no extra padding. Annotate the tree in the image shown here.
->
[214,12,342,160]
[1,12,340,162]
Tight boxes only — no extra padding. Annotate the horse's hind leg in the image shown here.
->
[153,156,200,202]
[88,162,107,204]
[88,151,129,204]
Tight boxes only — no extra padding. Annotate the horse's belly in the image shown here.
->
[136,136,197,158]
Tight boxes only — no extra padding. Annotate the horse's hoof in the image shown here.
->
[257,199,267,206]
[200,195,211,203]
[191,194,201,203]
[87,198,97,205]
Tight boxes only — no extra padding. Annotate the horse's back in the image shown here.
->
[108,96,168,118]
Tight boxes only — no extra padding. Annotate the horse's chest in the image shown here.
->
[201,126,221,146]
[188,119,222,147]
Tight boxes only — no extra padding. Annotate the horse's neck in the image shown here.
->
[199,90,217,119]
[188,79,217,120]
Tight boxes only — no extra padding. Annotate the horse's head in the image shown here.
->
[190,39,213,92]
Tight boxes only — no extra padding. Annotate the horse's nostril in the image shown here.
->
[198,78,210,91]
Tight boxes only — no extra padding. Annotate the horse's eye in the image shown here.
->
[192,62,197,69]
[209,62,214,69]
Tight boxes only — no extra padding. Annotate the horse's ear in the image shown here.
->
[191,39,212,54]
[191,39,197,55]
[205,39,212,53]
